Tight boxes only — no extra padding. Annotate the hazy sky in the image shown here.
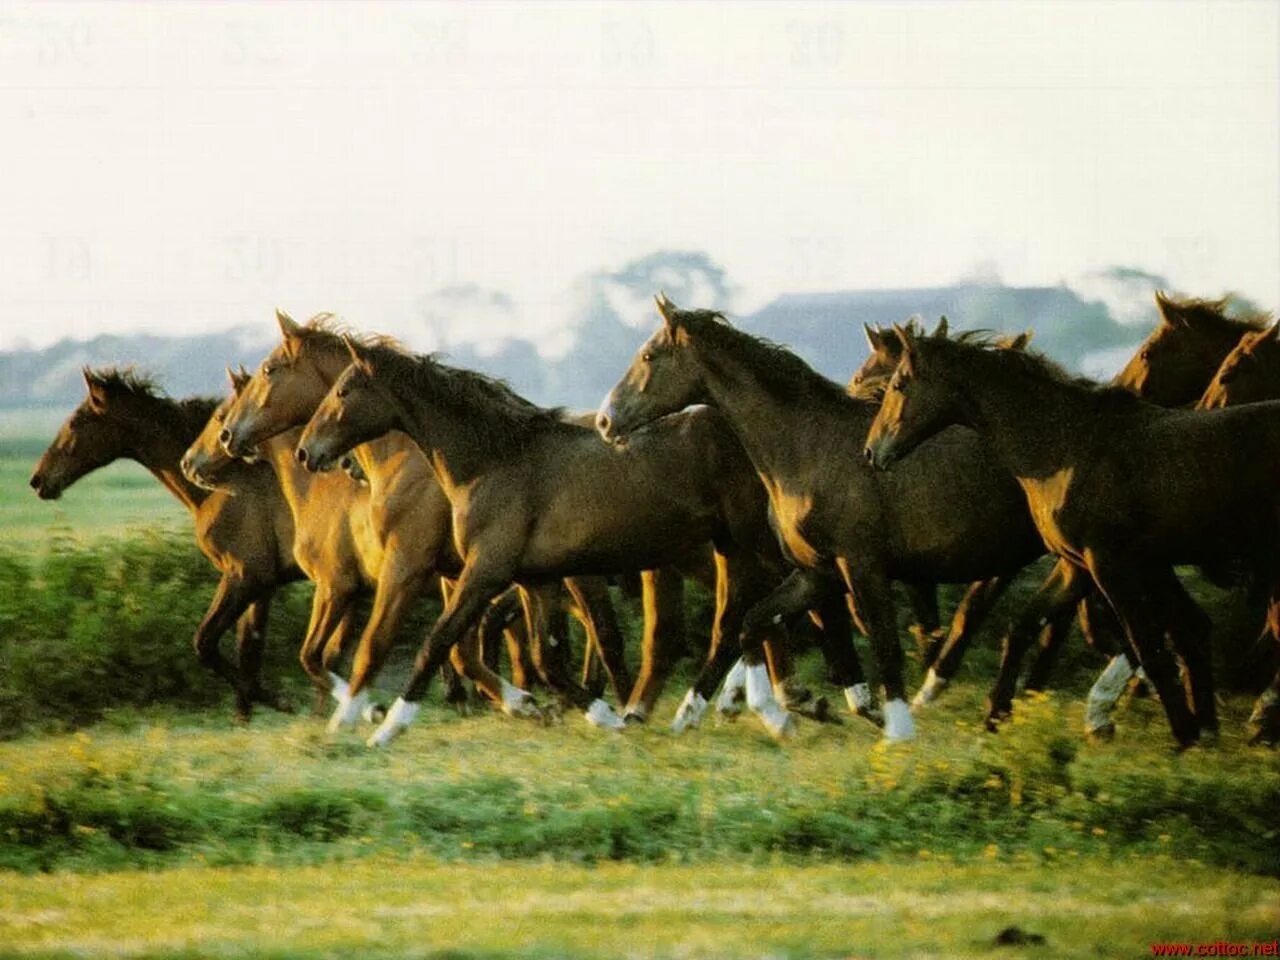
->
[0,1,1276,350]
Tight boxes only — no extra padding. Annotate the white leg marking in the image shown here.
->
[844,682,882,723]
[745,663,795,739]
[366,697,421,748]
[882,698,916,741]
[1248,688,1279,724]
[911,668,949,711]
[1085,655,1134,734]
[622,702,648,723]
[584,698,626,731]
[671,689,708,733]
[500,680,539,718]
[716,658,748,716]
[328,672,350,702]
[327,685,371,733]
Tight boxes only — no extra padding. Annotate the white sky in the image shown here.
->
[0,0,1276,350]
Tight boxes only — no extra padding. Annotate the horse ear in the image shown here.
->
[1154,291,1184,327]
[83,370,108,411]
[226,366,249,392]
[863,323,883,351]
[277,309,302,340]
[654,292,679,326]
[1001,330,1034,351]
[892,323,919,373]
[932,315,949,339]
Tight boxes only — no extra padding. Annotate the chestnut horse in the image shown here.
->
[213,313,639,730]
[31,368,299,720]
[598,296,1049,742]
[865,330,1280,746]
[296,337,830,746]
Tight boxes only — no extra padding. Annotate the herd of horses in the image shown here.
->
[27,292,1280,750]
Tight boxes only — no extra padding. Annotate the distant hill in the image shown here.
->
[0,252,1158,412]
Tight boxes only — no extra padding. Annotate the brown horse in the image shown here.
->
[296,336,822,746]
[212,313,640,730]
[865,329,1280,746]
[30,368,299,720]
[1199,320,1280,410]
[185,352,531,726]
[851,320,1058,704]
[598,296,1050,742]
[974,292,1270,734]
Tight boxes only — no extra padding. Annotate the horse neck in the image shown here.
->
[387,380,515,494]
[943,353,1114,479]
[349,431,421,486]
[257,428,318,519]
[120,407,209,513]
[690,340,865,483]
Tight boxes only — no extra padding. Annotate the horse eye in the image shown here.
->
[1141,349,1151,361]
[337,386,350,399]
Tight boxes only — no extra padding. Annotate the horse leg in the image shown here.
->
[811,580,875,721]
[1248,590,1280,744]
[368,562,524,747]
[297,584,356,716]
[624,568,687,723]
[983,558,1090,729]
[192,574,256,721]
[328,560,429,732]
[523,584,623,728]
[1163,575,1216,738]
[565,575,633,707]
[837,556,911,741]
[913,576,1011,707]
[903,582,942,661]
[477,587,532,688]
[1088,558,1200,748]
[236,594,291,714]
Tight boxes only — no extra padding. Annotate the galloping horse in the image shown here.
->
[968,293,1270,734]
[598,296,1048,742]
[1199,319,1280,410]
[211,313,636,730]
[296,337,822,745]
[31,368,299,720]
[865,330,1280,746]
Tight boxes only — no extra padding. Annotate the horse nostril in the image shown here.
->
[295,447,308,466]
[29,473,42,491]
[864,447,875,464]
[596,412,611,435]
[219,428,232,445]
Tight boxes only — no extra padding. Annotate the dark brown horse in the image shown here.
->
[851,319,1056,705]
[1199,320,1280,410]
[296,337,822,745]
[974,292,1270,734]
[31,368,300,720]
[865,330,1280,746]
[598,296,1049,742]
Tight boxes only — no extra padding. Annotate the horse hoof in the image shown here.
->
[911,669,948,711]
[362,702,387,725]
[622,708,647,726]
[758,704,796,740]
[1247,691,1280,746]
[365,697,420,748]
[585,698,626,731]
[1085,722,1116,743]
[327,688,371,734]
[671,690,708,734]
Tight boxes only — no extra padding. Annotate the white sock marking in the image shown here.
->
[671,689,708,733]
[584,698,626,731]
[1085,655,1134,733]
[882,698,916,741]
[366,697,420,748]
[911,668,948,710]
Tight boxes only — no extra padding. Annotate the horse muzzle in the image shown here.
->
[29,472,61,500]
[863,435,898,471]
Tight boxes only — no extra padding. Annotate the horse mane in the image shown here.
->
[357,339,568,448]
[86,366,220,436]
[1156,292,1270,334]
[919,333,1141,408]
[672,309,850,406]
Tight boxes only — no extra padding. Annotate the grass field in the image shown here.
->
[1,413,1278,958]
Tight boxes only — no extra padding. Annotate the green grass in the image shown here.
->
[0,859,1275,959]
